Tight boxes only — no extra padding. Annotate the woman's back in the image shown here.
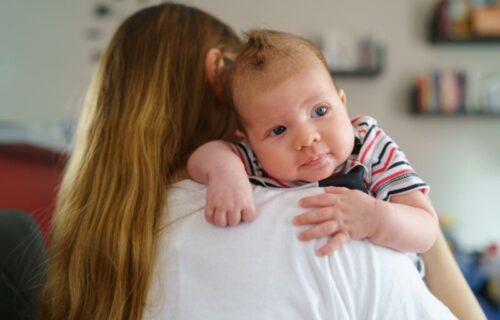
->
[145,180,456,319]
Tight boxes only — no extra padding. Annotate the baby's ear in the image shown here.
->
[338,89,347,107]
[235,129,247,140]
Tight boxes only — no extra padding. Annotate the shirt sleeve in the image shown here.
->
[353,116,429,201]
[231,141,265,177]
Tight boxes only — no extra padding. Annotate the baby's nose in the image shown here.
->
[294,128,321,151]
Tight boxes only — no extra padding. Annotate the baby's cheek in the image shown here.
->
[265,157,295,179]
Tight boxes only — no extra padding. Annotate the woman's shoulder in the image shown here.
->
[165,180,207,221]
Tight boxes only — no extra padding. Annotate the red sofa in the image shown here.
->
[0,144,66,245]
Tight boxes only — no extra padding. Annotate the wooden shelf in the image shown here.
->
[330,67,381,77]
[412,110,500,117]
[417,3,500,116]
[328,46,384,78]
[430,35,500,44]
[428,2,500,45]
[409,86,500,117]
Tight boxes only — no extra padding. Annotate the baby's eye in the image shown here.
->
[311,105,328,118]
[270,126,286,136]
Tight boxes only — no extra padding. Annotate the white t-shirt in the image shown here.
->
[144,180,456,320]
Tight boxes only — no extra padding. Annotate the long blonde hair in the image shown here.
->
[41,3,240,319]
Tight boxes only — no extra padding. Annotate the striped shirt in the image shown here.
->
[232,115,428,277]
[232,115,429,201]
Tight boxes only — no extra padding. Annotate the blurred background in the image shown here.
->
[1,0,499,317]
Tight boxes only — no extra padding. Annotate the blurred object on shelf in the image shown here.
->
[440,213,500,318]
[412,69,500,115]
[431,0,500,42]
[321,29,384,76]
[450,0,471,38]
[414,70,466,114]
[322,29,357,71]
[471,6,500,36]
[483,243,500,306]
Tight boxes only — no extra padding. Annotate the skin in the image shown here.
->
[186,49,257,226]
[200,47,486,320]
[189,54,438,256]
[295,185,438,256]
[236,62,354,183]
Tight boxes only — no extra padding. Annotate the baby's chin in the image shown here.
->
[300,172,333,183]
[299,165,336,182]
[288,169,334,183]
[273,163,335,183]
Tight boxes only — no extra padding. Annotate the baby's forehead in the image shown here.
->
[232,54,323,105]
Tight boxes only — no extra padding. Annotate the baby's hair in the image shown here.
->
[239,29,327,70]
[241,29,280,67]
[223,29,336,128]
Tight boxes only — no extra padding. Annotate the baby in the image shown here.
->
[188,29,439,256]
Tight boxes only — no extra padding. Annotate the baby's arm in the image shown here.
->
[369,190,439,252]
[294,188,439,255]
[187,140,256,227]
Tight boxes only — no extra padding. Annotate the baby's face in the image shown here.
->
[237,63,354,182]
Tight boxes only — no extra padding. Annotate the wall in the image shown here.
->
[1,0,499,249]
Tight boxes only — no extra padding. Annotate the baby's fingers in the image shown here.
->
[241,204,257,223]
[294,208,335,226]
[227,210,242,226]
[205,207,215,225]
[317,232,348,256]
[298,220,340,241]
[299,188,348,207]
[299,193,334,208]
[213,209,228,227]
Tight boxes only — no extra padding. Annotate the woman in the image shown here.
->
[41,4,240,319]
[40,3,485,319]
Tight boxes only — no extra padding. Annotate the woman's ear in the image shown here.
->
[338,89,347,107]
[205,48,225,98]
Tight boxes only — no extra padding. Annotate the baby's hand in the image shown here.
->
[293,187,380,256]
[205,174,256,227]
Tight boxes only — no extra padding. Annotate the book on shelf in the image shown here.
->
[413,69,500,115]
[431,0,500,41]
[415,70,466,114]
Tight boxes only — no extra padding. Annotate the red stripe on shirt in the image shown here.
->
[351,115,362,124]
[360,130,381,163]
[372,146,396,176]
[370,168,413,193]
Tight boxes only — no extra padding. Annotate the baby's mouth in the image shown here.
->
[303,153,329,166]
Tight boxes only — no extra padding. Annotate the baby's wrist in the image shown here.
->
[208,165,248,187]
[369,198,386,239]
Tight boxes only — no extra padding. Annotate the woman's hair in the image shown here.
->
[40,3,240,319]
